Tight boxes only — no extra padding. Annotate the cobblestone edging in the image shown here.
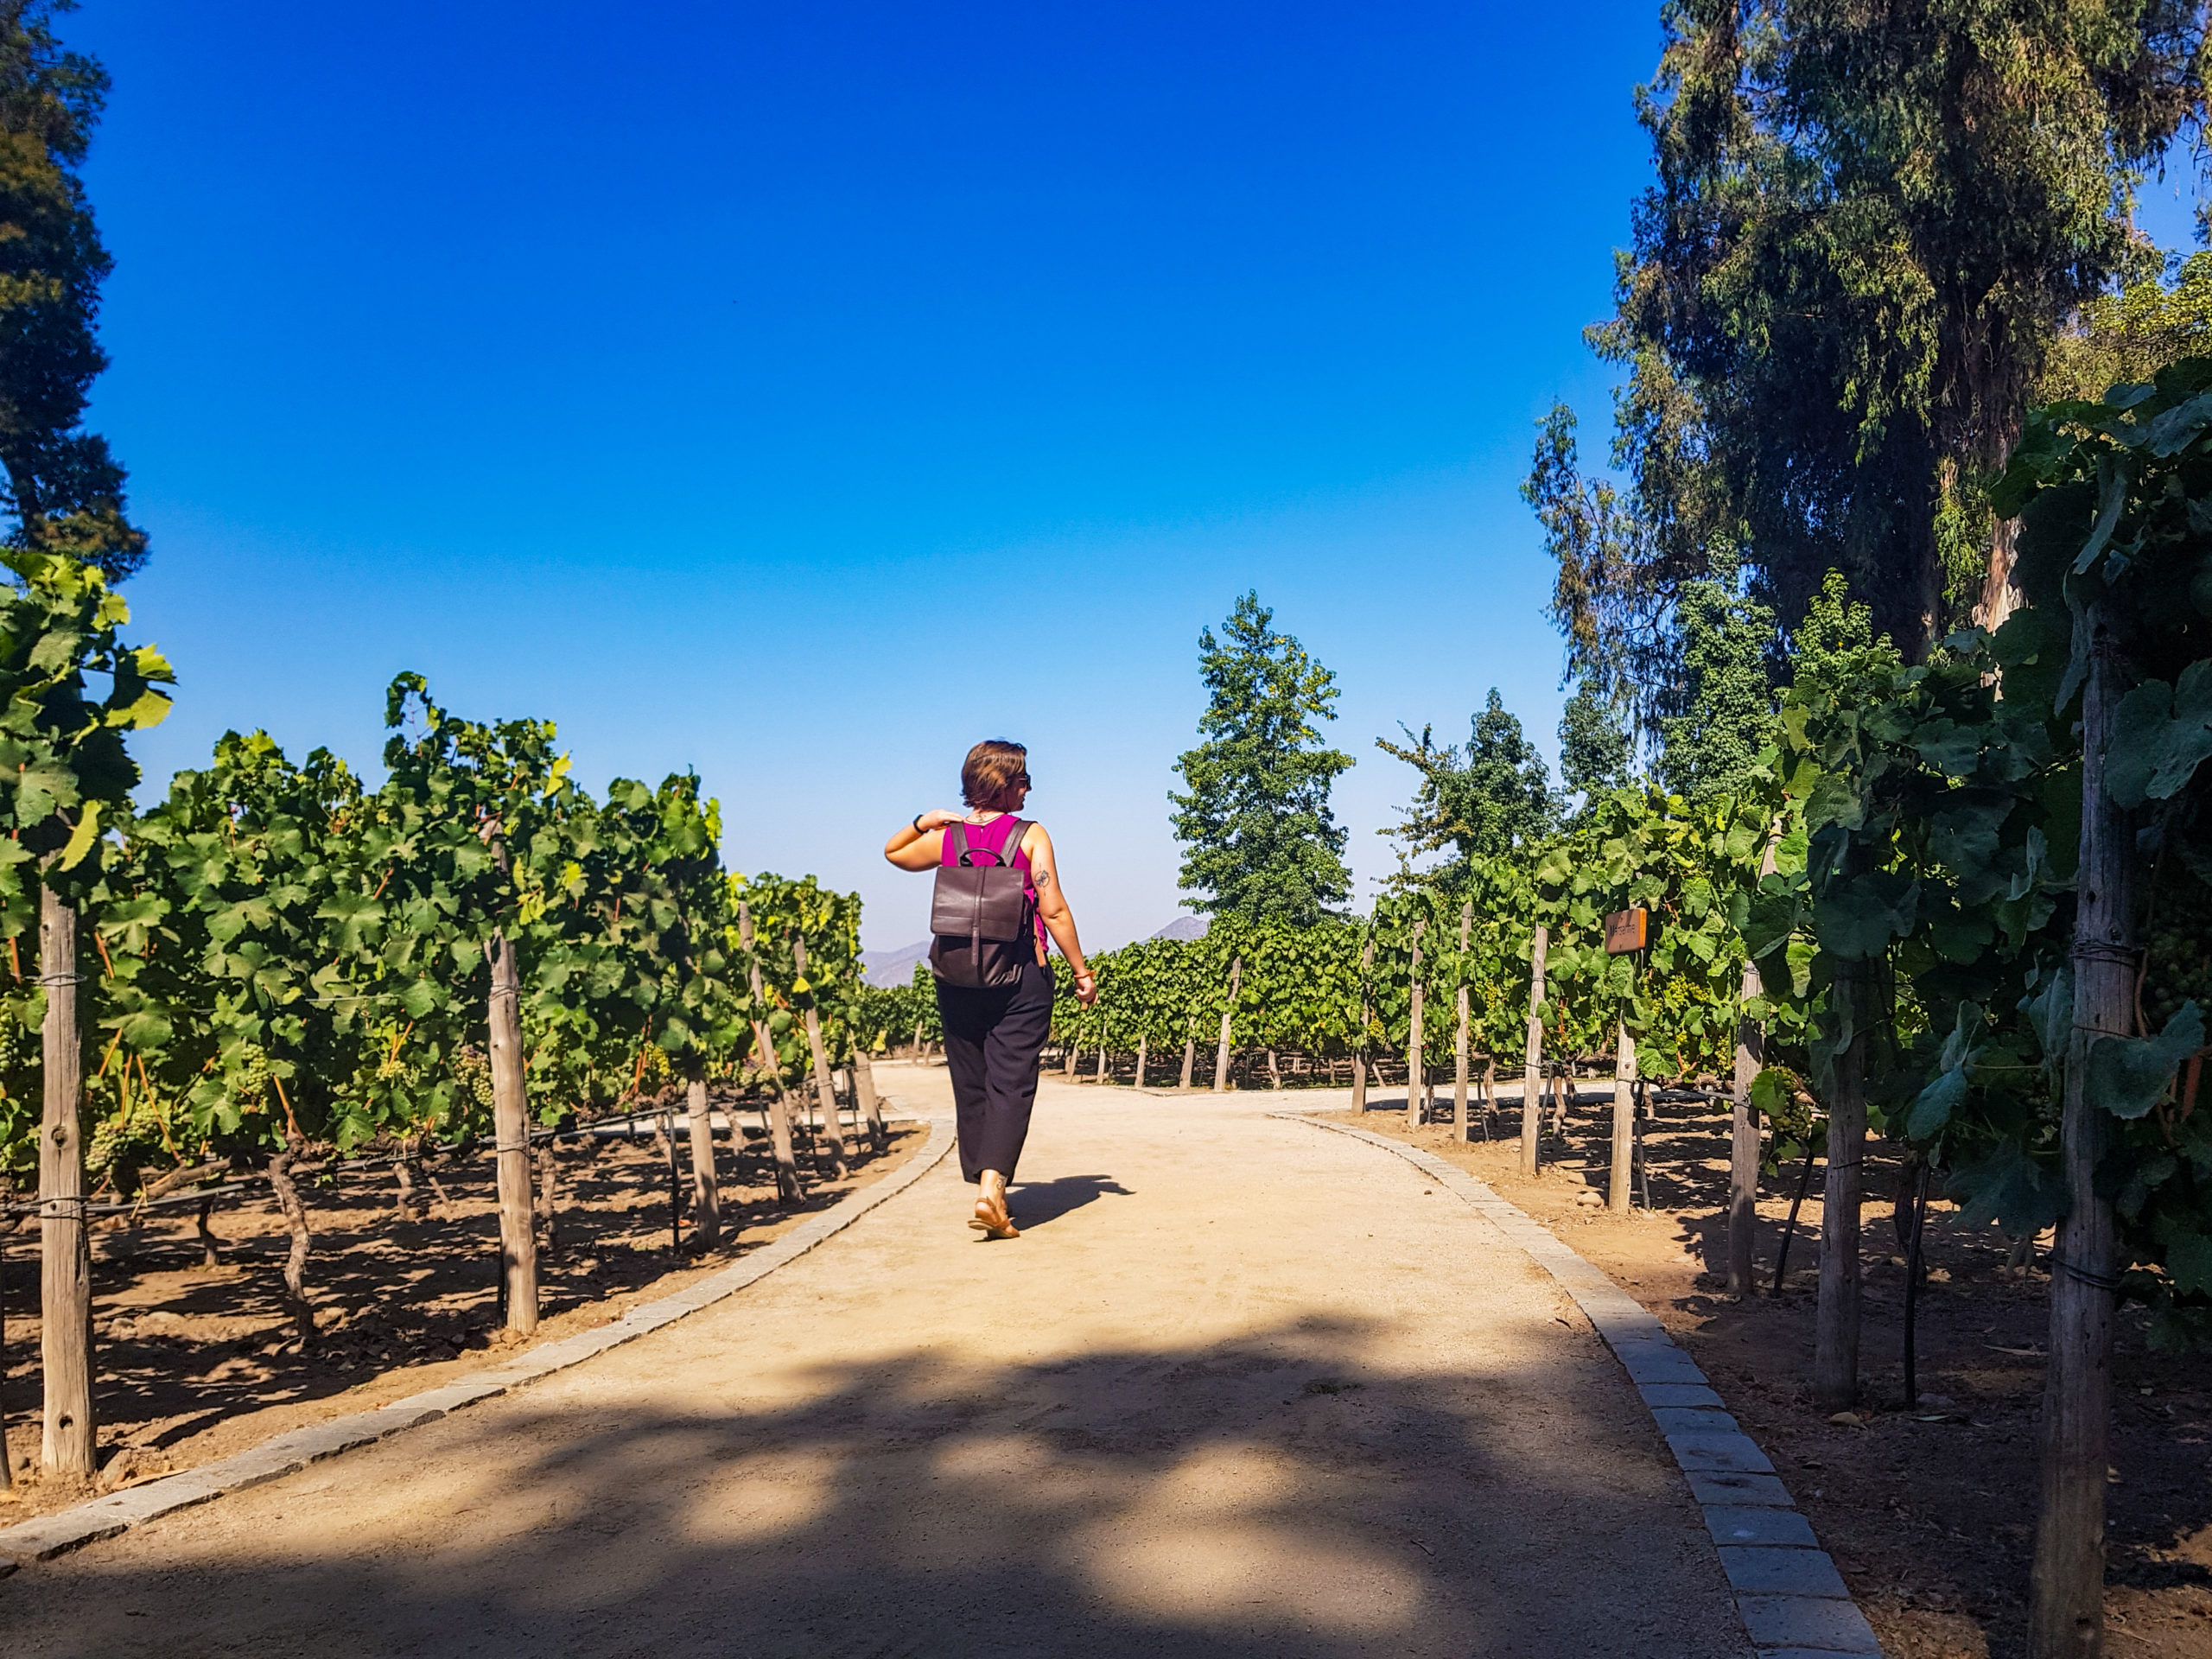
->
[1275,1113,1879,1659]
[0,1116,958,1574]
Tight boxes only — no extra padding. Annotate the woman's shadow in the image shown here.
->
[1007,1175,1132,1230]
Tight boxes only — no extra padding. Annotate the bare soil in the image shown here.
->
[1,1111,926,1520]
[1340,1086,2212,1659]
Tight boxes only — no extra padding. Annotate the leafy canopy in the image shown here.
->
[1377,689,1557,882]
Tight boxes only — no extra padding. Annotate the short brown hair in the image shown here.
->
[961,740,1029,810]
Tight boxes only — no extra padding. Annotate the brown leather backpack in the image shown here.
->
[929,819,1034,988]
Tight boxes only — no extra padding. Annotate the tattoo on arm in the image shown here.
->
[1033,869,1053,888]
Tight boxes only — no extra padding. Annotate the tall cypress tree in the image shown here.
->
[1170,592,1353,925]
[1557,673,1634,815]
[1656,563,1776,804]
[0,2,143,579]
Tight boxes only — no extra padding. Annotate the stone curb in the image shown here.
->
[0,1116,958,1571]
[1272,1113,1879,1659]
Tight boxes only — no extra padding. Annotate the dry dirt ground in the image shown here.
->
[1319,1077,2212,1659]
[2,1109,929,1518]
[0,1065,1748,1659]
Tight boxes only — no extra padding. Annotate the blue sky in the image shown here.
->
[74,3,1692,948]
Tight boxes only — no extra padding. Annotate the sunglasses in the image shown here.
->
[1014,772,1033,787]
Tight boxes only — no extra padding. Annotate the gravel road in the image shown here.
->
[1,1067,1747,1658]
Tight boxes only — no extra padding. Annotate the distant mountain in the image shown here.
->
[1150,914,1208,941]
[861,941,931,987]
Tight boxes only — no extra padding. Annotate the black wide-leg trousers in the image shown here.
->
[935,960,1055,1184]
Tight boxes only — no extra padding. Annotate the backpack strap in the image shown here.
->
[993,817,1026,868]
[946,821,972,866]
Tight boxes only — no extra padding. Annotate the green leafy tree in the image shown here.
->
[1558,672,1634,815]
[2039,249,2212,404]
[1554,0,2201,666]
[1656,562,1777,804]
[1170,591,1352,925]
[1377,689,1556,883]
[0,3,144,579]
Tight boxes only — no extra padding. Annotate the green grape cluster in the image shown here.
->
[2144,873,2212,1033]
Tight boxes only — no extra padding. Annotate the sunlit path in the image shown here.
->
[3,1067,1745,1659]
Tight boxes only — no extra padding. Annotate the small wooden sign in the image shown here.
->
[1604,907,1649,956]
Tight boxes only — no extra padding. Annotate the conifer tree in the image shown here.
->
[1558,674,1633,814]
[1170,591,1352,925]
[0,1,143,579]
[1656,563,1776,804]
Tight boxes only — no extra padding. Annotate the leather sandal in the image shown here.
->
[969,1193,1020,1239]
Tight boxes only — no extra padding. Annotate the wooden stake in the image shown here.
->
[737,900,802,1202]
[683,1053,720,1249]
[487,926,538,1335]
[1134,1037,1147,1090]
[854,1048,886,1149]
[1520,925,1548,1176]
[38,881,92,1477]
[1453,901,1471,1138]
[1814,953,1866,1411]
[1212,957,1241,1091]
[1179,1032,1195,1089]
[1610,1020,1636,1213]
[792,933,848,1176]
[1353,936,1375,1113]
[1406,920,1426,1129]
[1730,830,1779,1294]
[2031,601,2129,1659]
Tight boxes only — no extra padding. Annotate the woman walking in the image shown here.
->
[885,740,1095,1239]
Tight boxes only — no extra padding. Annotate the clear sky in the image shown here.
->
[72,1,1670,951]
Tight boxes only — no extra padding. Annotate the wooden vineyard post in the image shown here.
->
[38,882,92,1476]
[854,1048,887,1150]
[791,933,849,1177]
[1609,1021,1637,1214]
[2031,602,2130,1659]
[1406,919,1426,1129]
[1212,957,1240,1091]
[1179,1030,1195,1089]
[486,926,539,1334]
[1729,832,1779,1295]
[1453,901,1471,1138]
[1352,935,1374,1114]
[738,900,803,1202]
[1814,955,1866,1411]
[1520,925,1548,1177]
[1134,1037,1146,1089]
[1730,959,1766,1294]
[1096,1044,1109,1082]
[682,1053,720,1249]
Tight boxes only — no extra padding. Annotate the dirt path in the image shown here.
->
[0,1069,1746,1658]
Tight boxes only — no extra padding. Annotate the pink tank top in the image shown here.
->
[941,814,1047,956]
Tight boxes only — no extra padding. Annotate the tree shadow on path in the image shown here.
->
[0,1315,1747,1659]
